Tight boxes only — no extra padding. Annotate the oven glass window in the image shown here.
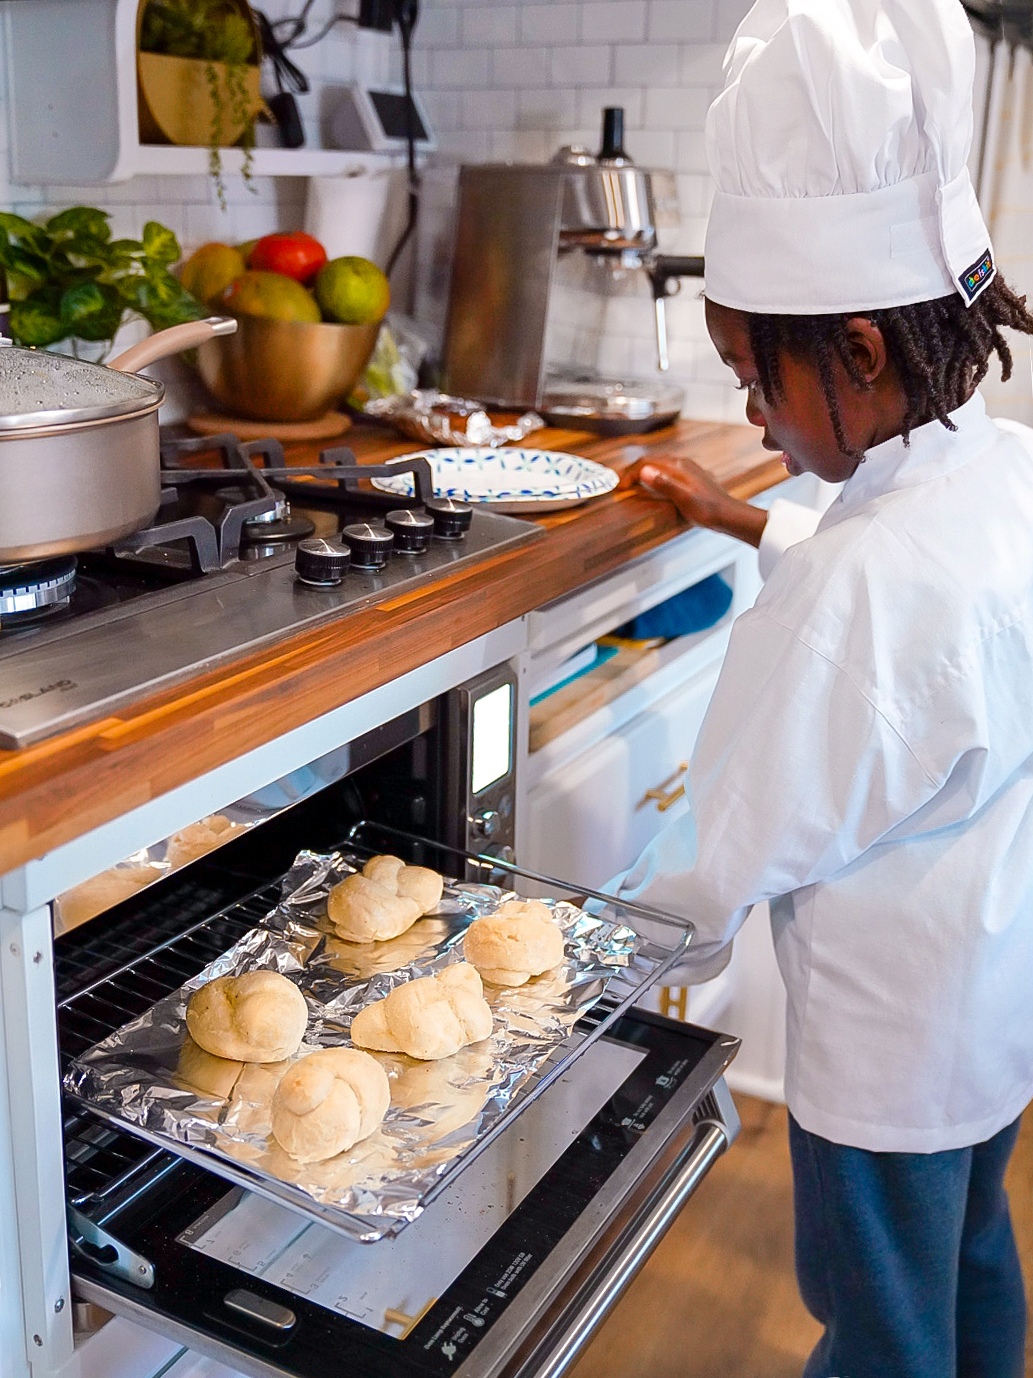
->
[179,1037,646,1340]
[470,682,512,795]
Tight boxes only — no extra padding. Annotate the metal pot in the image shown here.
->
[0,317,237,563]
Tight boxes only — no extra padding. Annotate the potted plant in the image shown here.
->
[0,206,205,358]
[136,0,264,209]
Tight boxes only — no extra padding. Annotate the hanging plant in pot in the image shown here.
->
[137,0,264,210]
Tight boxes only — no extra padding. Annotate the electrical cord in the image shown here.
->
[289,10,360,49]
[385,0,420,279]
[264,1,359,51]
[253,10,310,94]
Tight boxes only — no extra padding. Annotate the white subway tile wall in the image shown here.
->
[3,2,1030,425]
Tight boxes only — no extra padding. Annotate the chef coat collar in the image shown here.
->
[827,391,997,517]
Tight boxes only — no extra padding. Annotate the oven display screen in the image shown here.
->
[470,683,512,795]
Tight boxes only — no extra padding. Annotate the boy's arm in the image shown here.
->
[621,458,822,572]
[620,458,769,546]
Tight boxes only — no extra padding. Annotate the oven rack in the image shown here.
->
[60,827,694,1242]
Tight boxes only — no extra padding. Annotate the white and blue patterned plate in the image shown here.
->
[371,446,620,513]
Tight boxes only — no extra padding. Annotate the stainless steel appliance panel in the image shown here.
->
[0,510,535,749]
[442,168,563,409]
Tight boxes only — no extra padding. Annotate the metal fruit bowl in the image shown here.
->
[194,313,382,423]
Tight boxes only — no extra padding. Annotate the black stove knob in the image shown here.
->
[294,537,350,586]
[426,497,473,540]
[342,522,394,570]
[386,508,434,554]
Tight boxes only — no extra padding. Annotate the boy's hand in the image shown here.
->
[620,456,768,549]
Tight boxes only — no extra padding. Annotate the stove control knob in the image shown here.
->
[426,497,473,540]
[342,522,394,570]
[386,508,434,554]
[471,809,501,839]
[294,537,350,586]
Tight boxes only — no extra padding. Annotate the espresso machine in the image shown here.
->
[442,108,703,433]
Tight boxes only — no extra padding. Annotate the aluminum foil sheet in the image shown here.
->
[363,391,544,447]
[65,848,638,1242]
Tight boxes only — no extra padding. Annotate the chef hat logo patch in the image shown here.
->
[959,248,995,302]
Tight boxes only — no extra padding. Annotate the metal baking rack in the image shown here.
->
[60,825,694,1243]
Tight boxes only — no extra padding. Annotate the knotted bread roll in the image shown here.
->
[463,899,565,987]
[350,963,493,1060]
[167,814,247,869]
[327,854,444,943]
[186,970,308,1063]
[271,1047,390,1163]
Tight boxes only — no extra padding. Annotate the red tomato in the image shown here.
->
[247,232,328,284]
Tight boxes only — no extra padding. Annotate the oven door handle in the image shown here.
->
[529,1119,729,1378]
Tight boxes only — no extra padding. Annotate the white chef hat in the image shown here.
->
[703,0,995,314]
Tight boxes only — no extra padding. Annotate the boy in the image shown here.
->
[617,2,1033,1373]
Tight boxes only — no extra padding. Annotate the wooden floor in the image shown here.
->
[570,1095,1033,1377]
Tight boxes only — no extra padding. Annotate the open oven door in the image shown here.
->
[58,790,739,1378]
[68,1009,737,1378]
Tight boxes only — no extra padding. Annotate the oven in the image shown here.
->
[0,659,738,1378]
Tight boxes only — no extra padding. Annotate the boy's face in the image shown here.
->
[705,299,866,485]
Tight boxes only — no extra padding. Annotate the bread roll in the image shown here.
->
[175,1035,243,1100]
[167,815,247,869]
[388,1045,495,1139]
[56,865,156,931]
[186,970,308,1063]
[362,854,444,914]
[350,963,493,1060]
[463,899,565,987]
[326,855,444,943]
[271,1047,390,1163]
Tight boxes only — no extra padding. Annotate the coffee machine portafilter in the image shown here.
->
[442,108,704,427]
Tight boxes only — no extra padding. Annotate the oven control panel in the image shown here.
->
[444,665,518,864]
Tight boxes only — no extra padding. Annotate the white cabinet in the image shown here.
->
[524,655,719,893]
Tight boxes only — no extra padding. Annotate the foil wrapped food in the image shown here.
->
[363,390,544,448]
[65,849,639,1242]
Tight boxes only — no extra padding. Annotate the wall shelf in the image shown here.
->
[3,0,401,185]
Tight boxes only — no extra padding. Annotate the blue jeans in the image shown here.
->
[789,1113,1026,1378]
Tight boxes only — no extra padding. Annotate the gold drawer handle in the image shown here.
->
[638,761,688,813]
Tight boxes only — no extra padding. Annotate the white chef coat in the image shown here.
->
[617,392,1033,1152]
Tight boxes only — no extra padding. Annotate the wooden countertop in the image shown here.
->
[0,418,783,874]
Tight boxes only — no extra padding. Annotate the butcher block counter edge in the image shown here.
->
[0,418,784,875]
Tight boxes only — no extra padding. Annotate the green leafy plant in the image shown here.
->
[140,0,260,210]
[0,207,205,356]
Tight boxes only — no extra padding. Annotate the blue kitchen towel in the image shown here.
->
[615,573,733,641]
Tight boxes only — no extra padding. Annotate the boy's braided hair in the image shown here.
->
[745,276,1033,456]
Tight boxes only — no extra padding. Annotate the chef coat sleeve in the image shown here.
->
[614,604,938,975]
[757,499,822,581]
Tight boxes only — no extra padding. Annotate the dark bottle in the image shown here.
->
[598,106,631,164]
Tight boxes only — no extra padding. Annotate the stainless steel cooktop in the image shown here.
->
[0,436,541,749]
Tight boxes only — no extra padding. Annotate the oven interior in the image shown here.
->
[55,730,737,1378]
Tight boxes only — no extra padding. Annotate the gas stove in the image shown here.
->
[0,434,541,749]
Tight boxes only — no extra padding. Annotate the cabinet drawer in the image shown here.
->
[524,658,720,892]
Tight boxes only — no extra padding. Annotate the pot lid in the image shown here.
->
[0,341,164,432]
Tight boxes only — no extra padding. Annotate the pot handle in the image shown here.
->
[108,317,237,374]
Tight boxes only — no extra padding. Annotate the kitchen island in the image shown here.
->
[0,418,782,876]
